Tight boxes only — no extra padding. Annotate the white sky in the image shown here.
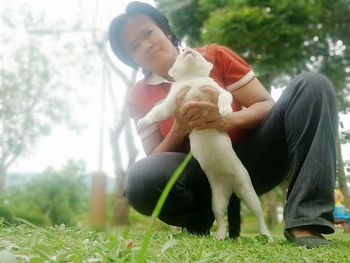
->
[4,0,350,178]
[4,0,155,177]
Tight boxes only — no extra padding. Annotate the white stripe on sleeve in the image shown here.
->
[227,70,255,92]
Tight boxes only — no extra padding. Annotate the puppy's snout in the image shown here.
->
[183,48,194,57]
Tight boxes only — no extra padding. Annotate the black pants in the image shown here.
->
[125,72,338,237]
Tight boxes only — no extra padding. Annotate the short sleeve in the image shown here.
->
[201,45,255,92]
[127,80,172,141]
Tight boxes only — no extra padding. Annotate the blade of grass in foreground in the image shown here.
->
[13,216,51,235]
[136,152,193,263]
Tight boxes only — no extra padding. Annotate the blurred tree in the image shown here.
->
[3,0,142,227]
[0,4,90,192]
[83,2,140,226]
[93,34,139,226]
[0,160,88,226]
[109,73,139,226]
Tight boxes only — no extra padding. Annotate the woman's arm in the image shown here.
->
[149,122,188,154]
[180,77,275,131]
[140,88,192,155]
[226,77,275,130]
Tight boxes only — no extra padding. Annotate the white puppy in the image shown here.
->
[138,48,272,240]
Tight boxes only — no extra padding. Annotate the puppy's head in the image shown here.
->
[168,48,213,80]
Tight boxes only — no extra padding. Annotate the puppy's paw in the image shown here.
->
[264,232,273,242]
[137,117,153,129]
[219,106,233,117]
[216,229,226,240]
[259,226,273,242]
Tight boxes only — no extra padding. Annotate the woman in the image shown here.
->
[109,1,337,248]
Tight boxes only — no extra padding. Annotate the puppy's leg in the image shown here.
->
[235,180,272,240]
[210,181,231,240]
[137,99,175,128]
[138,84,191,128]
[204,81,232,117]
[217,89,233,116]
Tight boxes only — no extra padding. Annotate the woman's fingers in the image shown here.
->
[176,86,228,131]
[181,100,217,113]
[183,107,201,122]
[200,86,218,103]
[176,86,190,108]
[181,100,221,125]
[189,115,218,127]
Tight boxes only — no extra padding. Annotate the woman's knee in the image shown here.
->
[285,72,337,116]
[294,72,336,99]
[124,160,156,216]
[125,153,188,215]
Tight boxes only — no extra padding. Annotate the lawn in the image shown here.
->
[3,154,349,262]
[1,219,350,263]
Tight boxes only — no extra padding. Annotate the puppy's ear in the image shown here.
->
[168,50,181,78]
[168,66,179,78]
[207,61,214,71]
[168,67,175,78]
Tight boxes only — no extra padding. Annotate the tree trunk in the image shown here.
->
[89,171,107,226]
[112,169,129,226]
[110,121,129,226]
[264,190,278,227]
[336,134,350,209]
[111,118,139,226]
[112,197,129,226]
[0,164,7,192]
[109,69,138,226]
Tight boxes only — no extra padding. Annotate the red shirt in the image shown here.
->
[128,44,255,150]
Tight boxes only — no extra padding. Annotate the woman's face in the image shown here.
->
[120,15,178,78]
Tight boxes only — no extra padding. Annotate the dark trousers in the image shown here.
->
[125,72,338,236]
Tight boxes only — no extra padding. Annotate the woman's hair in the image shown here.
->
[108,1,180,69]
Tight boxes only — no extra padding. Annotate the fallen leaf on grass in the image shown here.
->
[124,240,135,249]
[161,239,179,254]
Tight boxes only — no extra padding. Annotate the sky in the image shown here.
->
[3,0,155,177]
[4,0,350,178]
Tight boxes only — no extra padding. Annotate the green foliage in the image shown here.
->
[158,0,208,46]
[158,0,350,113]
[202,3,314,76]
[0,160,88,226]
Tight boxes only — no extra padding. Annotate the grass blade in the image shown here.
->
[136,152,192,263]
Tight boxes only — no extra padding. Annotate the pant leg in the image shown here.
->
[125,152,214,232]
[281,72,337,233]
[233,72,337,234]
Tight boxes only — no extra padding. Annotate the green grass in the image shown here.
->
[1,150,350,262]
[2,154,350,262]
[1,221,350,262]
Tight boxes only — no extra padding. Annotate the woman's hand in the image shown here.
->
[179,87,233,132]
